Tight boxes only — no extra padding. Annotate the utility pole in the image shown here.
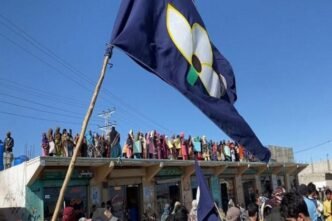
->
[327,153,330,172]
[98,108,116,135]
[25,144,28,156]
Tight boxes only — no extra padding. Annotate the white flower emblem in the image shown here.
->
[166,4,227,98]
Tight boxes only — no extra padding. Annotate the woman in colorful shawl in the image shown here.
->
[94,134,102,158]
[179,132,188,160]
[173,135,181,159]
[61,129,69,157]
[67,129,74,157]
[143,133,149,159]
[47,128,55,156]
[86,130,94,157]
[186,135,194,160]
[211,142,218,161]
[148,131,156,159]
[201,136,210,161]
[155,133,162,159]
[133,132,142,159]
[160,135,168,159]
[217,141,225,161]
[166,136,175,160]
[41,133,49,156]
[223,141,231,161]
[110,131,121,158]
[54,127,63,156]
[125,130,134,158]
[193,136,202,160]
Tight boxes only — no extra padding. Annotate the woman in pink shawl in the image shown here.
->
[148,131,156,159]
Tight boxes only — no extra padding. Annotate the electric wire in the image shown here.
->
[0,14,174,133]
[0,99,101,123]
[0,78,87,108]
[0,92,84,116]
[0,30,170,133]
[0,32,92,92]
[294,140,332,154]
[0,110,98,126]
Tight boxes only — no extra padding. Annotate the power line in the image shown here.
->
[0,32,92,91]
[0,80,148,131]
[0,92,84,116]
[0,14,173,133]
[0,99,98,121]
[295,140,332,154]
[0,14,97,85]
[0,78,87,107]
[0,110,97,126]
[0,31,169,132]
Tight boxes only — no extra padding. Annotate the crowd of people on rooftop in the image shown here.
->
[40,126,258,162]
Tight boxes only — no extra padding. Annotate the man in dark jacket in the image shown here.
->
[3,131,14,169]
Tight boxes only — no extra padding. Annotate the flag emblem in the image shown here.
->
[166,4,227,98]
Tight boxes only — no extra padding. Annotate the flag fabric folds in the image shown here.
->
[195,160,219,221]
[110,0,271,163]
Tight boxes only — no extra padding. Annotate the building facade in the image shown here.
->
[298,158,332,189]
[268,145,295,163]
[0,157,306,221]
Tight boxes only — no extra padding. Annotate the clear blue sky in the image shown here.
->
[1,0,331,163]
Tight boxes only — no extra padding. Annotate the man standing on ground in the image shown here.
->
[299,183,318,221]
[3,131,14,169]
[280,191,311,221]
[247,203,258,221]
[324,189,332,221]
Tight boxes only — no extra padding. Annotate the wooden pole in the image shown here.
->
[51,46,113,221]
[214,202,224,221]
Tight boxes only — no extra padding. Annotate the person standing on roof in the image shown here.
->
[3,131,14,169]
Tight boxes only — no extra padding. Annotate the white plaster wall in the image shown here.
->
[299,160,331,174]
[0,163,27,208]
[298,173,326,186]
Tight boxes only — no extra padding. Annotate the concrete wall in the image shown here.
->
[299,159,331,174]
[0,163,29,220]
[298,159,332,188]
[268,145,294,163]
[0,163,27,208]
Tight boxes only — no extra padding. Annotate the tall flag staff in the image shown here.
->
[51,46,113,221]
[52,0,271,219]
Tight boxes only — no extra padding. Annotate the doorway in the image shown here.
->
[220,183,229,213]
[127,186,140,221]
[243,180,256,207]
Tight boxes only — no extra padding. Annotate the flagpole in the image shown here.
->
[51,45,113,221]
[214,202,224,221]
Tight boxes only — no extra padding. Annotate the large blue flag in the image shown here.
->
[111,0,270,163]
[195,160,219,221]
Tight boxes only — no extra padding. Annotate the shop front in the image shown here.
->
[156,178,181,216]
[43,185,88,220]
[0,157,307,221]
[26,168,91,221]
[220,178,236,213]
